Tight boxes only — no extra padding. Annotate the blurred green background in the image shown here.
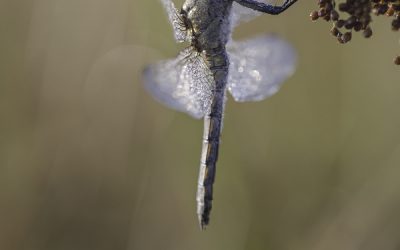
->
[1,0,400,249]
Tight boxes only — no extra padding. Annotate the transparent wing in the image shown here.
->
[227,34,296,102]
[230,1,289,29]
[230,1,261,29]
[143,48,214,119]
[160,0,189,42]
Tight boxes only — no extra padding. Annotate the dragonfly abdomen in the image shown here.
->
[197,50,229,229]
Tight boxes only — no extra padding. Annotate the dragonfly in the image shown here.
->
[143,0,297,229]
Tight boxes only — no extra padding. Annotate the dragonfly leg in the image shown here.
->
[233,0,297,15]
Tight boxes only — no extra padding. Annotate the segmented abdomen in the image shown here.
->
[196,48,229,229]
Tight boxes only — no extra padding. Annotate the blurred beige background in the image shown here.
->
[1,0,400,249]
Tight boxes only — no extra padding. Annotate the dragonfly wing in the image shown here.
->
[230,1,261,29]
[227,34,296,102]
[160,0,189,42]
[143,48,214,119]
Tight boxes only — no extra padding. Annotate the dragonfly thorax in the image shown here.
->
[182,0,233,51]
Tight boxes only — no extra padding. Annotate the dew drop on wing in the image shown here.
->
[227,34,297,102]
[230,1,261,29]
[142,47,214,119]
[160,0,189,42]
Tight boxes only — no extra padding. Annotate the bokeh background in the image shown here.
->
[1,0,400,249]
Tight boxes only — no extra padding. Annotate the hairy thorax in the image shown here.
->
[182,0,233,52]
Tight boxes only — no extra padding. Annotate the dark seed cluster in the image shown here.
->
[310,0,400,65]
